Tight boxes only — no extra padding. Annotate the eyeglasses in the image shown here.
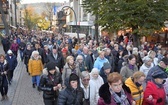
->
[82,78,90,82]
[112,83,123,89]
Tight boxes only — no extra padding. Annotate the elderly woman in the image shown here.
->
[62,56,81,87]
[98,72,135,105]
[143,70,167,105]
[125,71,146,105]
[120,54,138,82]
[76,55,87,72]
[28,51,43,88]
[94,51,109,71]
[140,56,153,76]
[90,68,104,93]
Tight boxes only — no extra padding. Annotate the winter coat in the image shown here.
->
[23,49,33,65]
[99,67,111,83]
[98,83,133,105]
[47,52,65,71]
[57,75,84,105]
[62,63,81,86]
[120,64,138,82]
[5,54,18,71]
[33,48,45,64]
[81,53,93,72]
[28,59,43,76]
[0,60,9,86]
[143,81,166,105]
[19,42,26,51]
[94,57,109,71]
[39,68,62,100]
[10,43,19,52]
[125,77,143,105]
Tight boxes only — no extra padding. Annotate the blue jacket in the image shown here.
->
[6,54,18,71]
[94,57,109,71]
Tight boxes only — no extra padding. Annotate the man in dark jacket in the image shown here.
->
[47,46,64,73]
[1,36,10,54]
[5,50,17,84]
[80,46,93,72]
[19,39,26,61]
[57,73,84,105]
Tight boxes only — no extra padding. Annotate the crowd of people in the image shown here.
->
[0,30,168,105]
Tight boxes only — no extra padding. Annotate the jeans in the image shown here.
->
[32,75,40,86]
[19,50,24,61]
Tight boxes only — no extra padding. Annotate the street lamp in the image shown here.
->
[61,6,80,44]
[164,21,168,46]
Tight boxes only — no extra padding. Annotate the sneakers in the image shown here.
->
[32,83,36,88]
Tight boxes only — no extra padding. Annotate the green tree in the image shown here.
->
[83,0,168,46]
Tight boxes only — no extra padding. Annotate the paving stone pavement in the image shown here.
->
[0,46,44,105]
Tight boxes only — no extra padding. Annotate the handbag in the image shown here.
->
[83,99,90,105]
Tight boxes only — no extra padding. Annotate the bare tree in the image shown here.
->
[42,3,55,30]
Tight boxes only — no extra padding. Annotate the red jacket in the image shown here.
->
[143,81,166,105]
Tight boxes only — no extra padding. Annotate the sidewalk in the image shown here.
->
[0,46,44,105]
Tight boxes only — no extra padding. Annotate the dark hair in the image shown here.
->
[128,54,136,60]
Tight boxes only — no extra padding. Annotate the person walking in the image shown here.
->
[28,51,43,88]
[57,73,84,105]
[0,54,9,101]
[5,50,18,84]
[39,62,62,105]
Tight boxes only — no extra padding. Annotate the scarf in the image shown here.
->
[110,88,130,105]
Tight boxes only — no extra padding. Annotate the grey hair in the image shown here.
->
[81,71,90,79]
[76,55,83,61]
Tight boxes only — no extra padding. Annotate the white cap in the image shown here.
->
[7,50,13,54]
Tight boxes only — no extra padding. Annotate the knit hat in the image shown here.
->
[160,58,168,65]
[7,50,13,54]
[103,62,111,70]
[46,62,56,71]
[69,73,79,82]
[152,70,167,79]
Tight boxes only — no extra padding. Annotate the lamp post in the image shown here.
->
[61,6,80,44]
[164,21,168,47]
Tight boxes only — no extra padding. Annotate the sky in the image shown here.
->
[21,0,69,4]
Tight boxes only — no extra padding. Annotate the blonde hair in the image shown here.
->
[133,71,145,80]
[66,56,74,63]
